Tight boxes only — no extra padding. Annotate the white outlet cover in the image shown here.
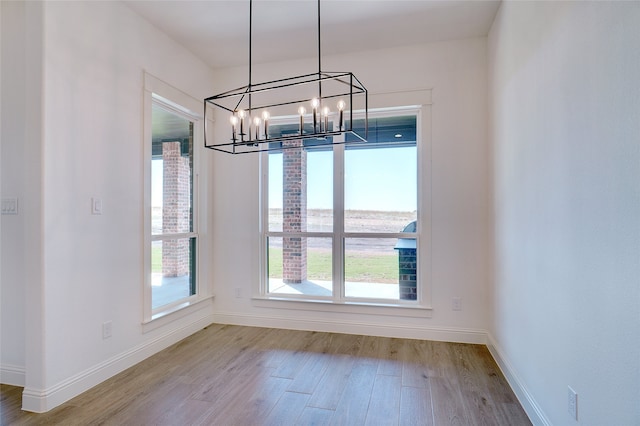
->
[452,297,462,311]
[92,197,103,215]
[102,321,112,339]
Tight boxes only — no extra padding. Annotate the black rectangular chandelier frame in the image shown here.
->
[203,0,368,155]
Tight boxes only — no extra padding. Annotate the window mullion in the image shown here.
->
[151,232,198,241]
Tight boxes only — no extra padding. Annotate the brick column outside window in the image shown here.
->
[282,139,307,283]
[162,141,190,277]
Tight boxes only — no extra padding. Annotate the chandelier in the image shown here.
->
[204,0,368,154]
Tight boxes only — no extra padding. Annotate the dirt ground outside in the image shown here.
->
[268,209,416,253]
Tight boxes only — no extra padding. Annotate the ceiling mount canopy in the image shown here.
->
[204,0,368,154]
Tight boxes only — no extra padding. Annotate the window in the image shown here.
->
[144,74,205,322]
[261,108,421,305]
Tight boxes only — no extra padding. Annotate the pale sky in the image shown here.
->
[269,146,417,212]
[153,145,417,212]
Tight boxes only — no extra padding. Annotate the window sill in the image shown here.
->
[252,296,432,318]
[142,294,214,333]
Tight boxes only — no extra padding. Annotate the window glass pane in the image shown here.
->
[151,104,193,235]
[269,147,333,232]
[344,237,417,301]
[152,237,196,309]
[268,153,283,231]
[345,115,417,146]
[308,149,333,232]
[151,159,163,234]
[345,145,416,233]
[268,236,332,296]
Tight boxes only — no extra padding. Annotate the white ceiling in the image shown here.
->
[124,0,501,69]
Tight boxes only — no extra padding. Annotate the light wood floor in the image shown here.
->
[1,324,531,425]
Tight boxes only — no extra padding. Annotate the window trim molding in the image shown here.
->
[143,72,208,324]
[258,101,432,311]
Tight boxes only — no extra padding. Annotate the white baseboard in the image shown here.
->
[22,313,215,413]
[1,363,26,387]
[486,333,550,426]
[212,311,488,344]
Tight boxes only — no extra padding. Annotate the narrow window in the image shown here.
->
[149,97,198,314]
[143,79,206,323]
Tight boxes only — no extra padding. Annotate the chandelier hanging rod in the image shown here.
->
[246,0,324,98]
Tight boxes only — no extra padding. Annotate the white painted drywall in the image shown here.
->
[488,1,640,424]
[1,0,44,388]
[1,0,217,411]
[208,37,491,337]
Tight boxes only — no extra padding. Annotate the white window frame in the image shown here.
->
[142,73,210,326]
[257,102,432,316]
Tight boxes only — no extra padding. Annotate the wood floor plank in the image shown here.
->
[399,385,435,426]
[287,350,330,394]
[431,376,471,426]
[364,374,402,426]
[273,350,313,379]
[327,332,365,357]
[428,340,462,381]
[0,384,25,425]
[356,335,383,367]
[152,398,216,426]
[332,363,377,425]
[105,377,195,425]
[452,345,512,426]
[376,337,403,377]
[214,375,292,426]
[306,354,355,410]
[262,391,310,426]
[1,325,531,426]
[295,406,335,426]
[400,339,431,389]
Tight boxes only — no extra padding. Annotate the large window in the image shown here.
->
[262,109,420,304]
[144,74,204,322]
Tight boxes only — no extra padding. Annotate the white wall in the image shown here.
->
[1,0,217,412]
[488,1,640,424]
[1,0,44,388]
[209,38,491,340]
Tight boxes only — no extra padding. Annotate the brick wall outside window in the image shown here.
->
[162,141,191,277]
[282,139,307,283]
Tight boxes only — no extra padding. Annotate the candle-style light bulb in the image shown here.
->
[322,106,330,132]
[253,116,261,140]
[298,106,306,135]
[230,115,239,142]
[337,100,346,131]
[238,109,246,141]
[311,98,319,133]
[262,111,270,139]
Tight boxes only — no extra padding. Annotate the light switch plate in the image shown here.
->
[1,198,18,215]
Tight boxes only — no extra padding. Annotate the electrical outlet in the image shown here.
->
[102,321,112,339]
[568,386,578,421]
[452,297,462,311]
[91,197,103,215]
[235,288,242,298]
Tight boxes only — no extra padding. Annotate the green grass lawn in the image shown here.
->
[152,246,162,273]
[268,248,398,283]
[154,246,399,283]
